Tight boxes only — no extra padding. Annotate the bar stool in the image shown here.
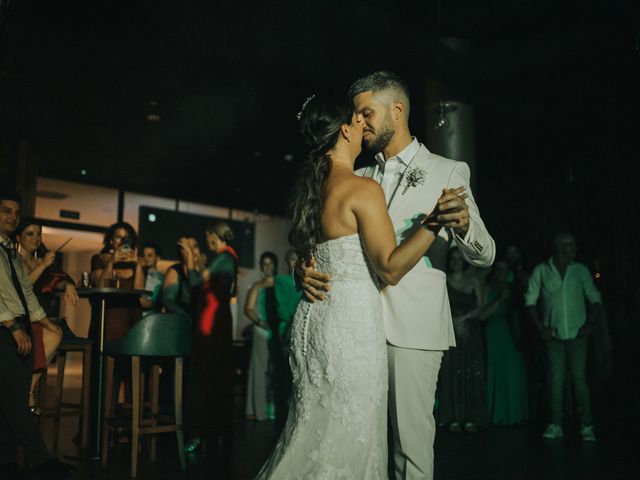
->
[100,313,191,478]
[39,337,93,454]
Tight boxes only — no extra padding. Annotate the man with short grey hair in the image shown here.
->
[525,233,602,442]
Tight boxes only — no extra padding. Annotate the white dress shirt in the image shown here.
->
[0,234,46,323]
[376,138,421,202]
[524,258,602,340]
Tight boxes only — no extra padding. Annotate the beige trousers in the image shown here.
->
[388,345,443,480]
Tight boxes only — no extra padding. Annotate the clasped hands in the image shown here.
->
[299,186,470,302]
[422,186,470,235]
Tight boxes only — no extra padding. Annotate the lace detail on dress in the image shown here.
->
[256,234,388,479]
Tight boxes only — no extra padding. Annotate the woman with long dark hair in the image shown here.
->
[14,218,77,415]
[89,221,144,341]
[256,92,441,478]
[480,258,529,426]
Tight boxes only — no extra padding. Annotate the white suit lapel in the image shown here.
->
[388,145,438,218]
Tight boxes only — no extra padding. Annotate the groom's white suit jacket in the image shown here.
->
[357,143,495,351]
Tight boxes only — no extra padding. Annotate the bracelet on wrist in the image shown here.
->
[7,322,23,333]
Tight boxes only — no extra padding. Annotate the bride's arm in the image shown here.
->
[352,178,437,286]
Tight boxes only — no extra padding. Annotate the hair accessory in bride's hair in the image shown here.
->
[296,94,316,120]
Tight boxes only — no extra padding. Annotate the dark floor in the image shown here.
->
[43,416,639,480]
[34,361,638,480]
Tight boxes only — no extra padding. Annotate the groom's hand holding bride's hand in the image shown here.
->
[297,257,331,302]
[434,187,470,236]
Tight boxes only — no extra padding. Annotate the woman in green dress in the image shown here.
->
[480,259,529,426]
[271,249,302,425]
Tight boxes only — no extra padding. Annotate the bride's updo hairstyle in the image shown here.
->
[289,92,354,258]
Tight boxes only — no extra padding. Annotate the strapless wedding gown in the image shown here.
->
[256,233,388,479]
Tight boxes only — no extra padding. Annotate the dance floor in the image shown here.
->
[39,364,636,480]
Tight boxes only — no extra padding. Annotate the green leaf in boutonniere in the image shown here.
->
[401,166,427,195]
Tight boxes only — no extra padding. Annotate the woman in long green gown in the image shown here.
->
[480,259,529,426]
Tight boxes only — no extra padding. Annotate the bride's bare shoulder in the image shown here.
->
[347,175,384,200]
[325,173,384,208]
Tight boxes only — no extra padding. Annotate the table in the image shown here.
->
[77,288,149,459]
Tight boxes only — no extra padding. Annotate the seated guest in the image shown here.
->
[0,191,73,479]
[139,243,164,317]
[244,251,278,421]
[14,217,78,416]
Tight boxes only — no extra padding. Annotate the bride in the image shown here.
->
[256,92,443,478]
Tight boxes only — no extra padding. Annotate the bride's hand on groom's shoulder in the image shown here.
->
[297,257,331,302]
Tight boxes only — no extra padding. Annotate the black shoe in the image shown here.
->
[0,462,24,480]
[31,458,74,480]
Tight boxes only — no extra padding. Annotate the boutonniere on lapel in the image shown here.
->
[401,166,427,195]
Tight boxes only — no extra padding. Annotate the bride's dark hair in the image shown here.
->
[288,92,354,258]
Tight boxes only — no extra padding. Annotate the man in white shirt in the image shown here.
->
[0,192,73,479]
[525,233,602,442]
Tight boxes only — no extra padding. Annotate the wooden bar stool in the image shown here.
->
[40,338,93,454]
[100,313,191,478]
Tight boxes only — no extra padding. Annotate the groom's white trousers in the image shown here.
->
[388,345,443,480]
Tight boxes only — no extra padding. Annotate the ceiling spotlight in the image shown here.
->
[80,169,88,176]
[148,213,157,223]
[147,114,161,122]
[284,153,294,162]
[433,101,457,131]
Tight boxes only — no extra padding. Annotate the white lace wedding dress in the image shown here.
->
[256,233,388,479]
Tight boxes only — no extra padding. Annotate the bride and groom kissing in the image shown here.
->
[257,71,495,479]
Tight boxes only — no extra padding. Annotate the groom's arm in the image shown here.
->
[440,162,495,267]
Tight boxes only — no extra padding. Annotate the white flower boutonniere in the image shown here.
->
[401,166,427,195]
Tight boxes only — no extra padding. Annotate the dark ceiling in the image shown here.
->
[2,0,640,271]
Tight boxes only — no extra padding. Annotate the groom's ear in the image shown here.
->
[392,101,406,121]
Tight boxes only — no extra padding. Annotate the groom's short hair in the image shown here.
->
[348,71,411,118]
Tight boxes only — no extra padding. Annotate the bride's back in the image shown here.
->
[320,166,368,242]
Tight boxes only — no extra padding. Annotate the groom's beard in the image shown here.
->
[364,118,395,153]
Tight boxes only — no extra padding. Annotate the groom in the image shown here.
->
[300,71,495,479]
